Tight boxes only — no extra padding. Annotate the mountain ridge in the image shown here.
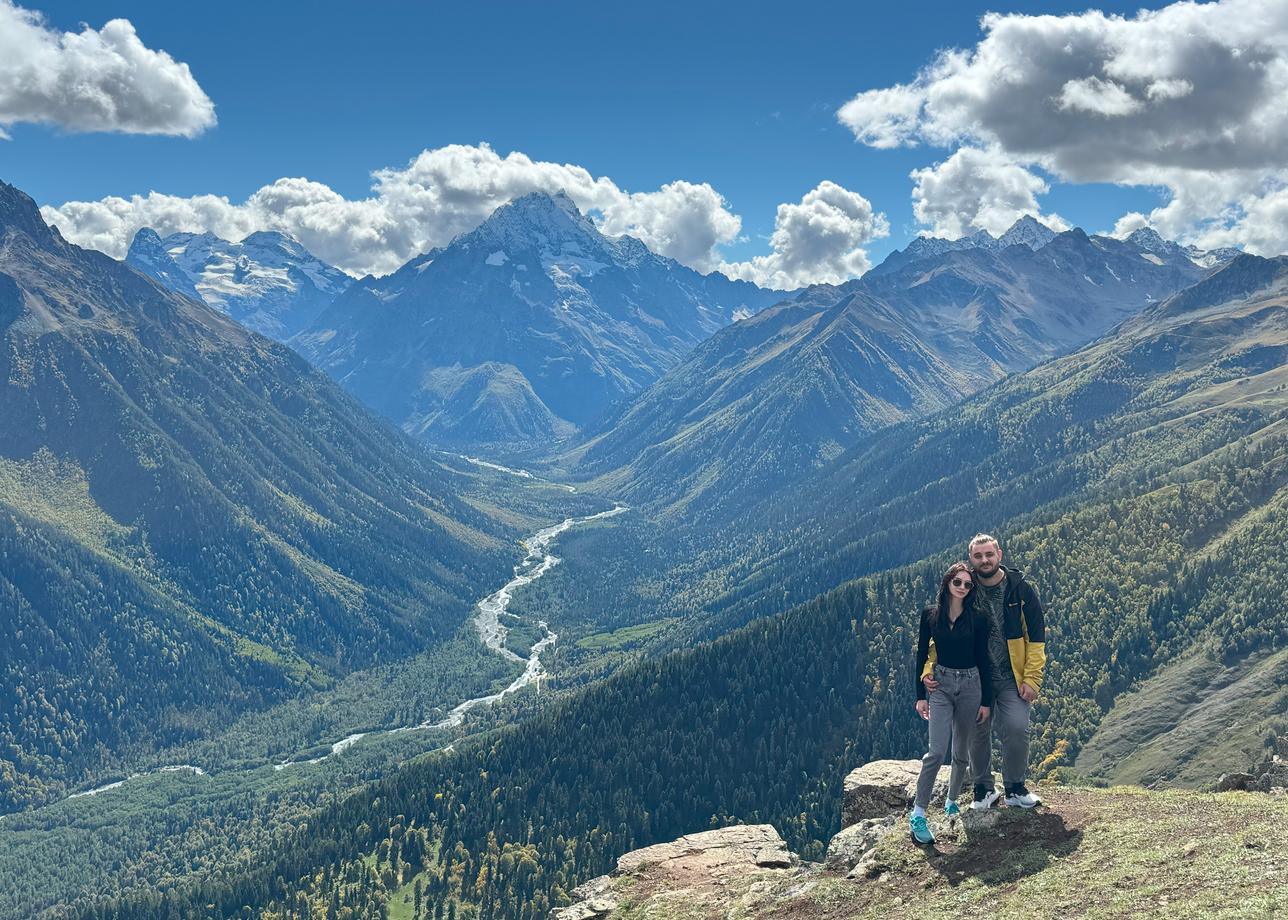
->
[292,191,787,448]
[0,178,532,810]
[569,222,1209,519]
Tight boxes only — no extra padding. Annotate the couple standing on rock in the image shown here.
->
[909,533,1046,845]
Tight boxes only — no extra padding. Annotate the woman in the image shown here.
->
[909,561,993,844]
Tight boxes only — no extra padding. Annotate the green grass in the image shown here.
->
[575,618,679,650]
[232,635,328,687]
[502,616,545,658]
[1077,647,1288,788]
[0,449,130,553]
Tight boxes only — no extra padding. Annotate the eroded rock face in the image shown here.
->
[842,760,952,826]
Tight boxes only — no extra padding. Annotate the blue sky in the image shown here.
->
[4,0,1265,281]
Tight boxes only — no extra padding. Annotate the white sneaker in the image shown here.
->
[971,786,1001,810]
[1004,784,1042,808]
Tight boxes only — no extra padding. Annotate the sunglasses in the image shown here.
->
[950,577,973,589]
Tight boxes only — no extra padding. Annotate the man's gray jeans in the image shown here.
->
[972,682,1031,790]
[914,664,980,809]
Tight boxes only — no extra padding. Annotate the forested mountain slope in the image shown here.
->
[0,180,525,810]
[73,255,1288,920]
[570,224,1205,520]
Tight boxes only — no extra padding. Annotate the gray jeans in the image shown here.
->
[971,683,1031,789]
[914,664,981,809]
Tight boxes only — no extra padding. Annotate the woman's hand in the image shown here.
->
[1018,683,1038,703]
[922,674,939,692]
[976,705,990,723]
[915,700,929,720]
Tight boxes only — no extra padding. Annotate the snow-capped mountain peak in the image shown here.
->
[126,228,353,341]
[1126,226,1243,269]
[998,215,1058,250]
[125,227,204,303]
[292,192,784,448]
[1125,227,1181,258]
[886,221,1240,278]
[462,190,603,255]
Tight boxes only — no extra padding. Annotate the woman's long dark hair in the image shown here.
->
[931,561,975,630]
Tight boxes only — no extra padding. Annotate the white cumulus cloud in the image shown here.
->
[836,0,1288,252]
[42,144,745,277]
[1189,183,1288,255]
[1057,77,1142,117]
[43,144,880,287]
[597,181,743,274]
[0,0,215,138]
[910,147,1068,239]
[720,181,889,289]
[836,84,925,150]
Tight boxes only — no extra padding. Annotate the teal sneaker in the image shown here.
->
[909,814,935,845]
[944,800,961,817]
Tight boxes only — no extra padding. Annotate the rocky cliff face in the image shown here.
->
[552,759,1288,919]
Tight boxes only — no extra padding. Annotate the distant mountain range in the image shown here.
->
[0,180,523,809]
[126,227,352,340]
[291,191,785,448]
[571,219,1215,518]
[873,216,1240,275]
[121,203,1241,477]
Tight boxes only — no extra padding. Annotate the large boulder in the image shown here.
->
[615,824,795,875]
[823,816,898,871]
[842,759,951,827]
[1215,772,1257,792]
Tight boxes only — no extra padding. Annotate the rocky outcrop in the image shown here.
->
[549,757,1288,919]
[551,825,799,920]
[842,758,951,825]
[553,760,966,916]
[823,816,898,873]
[1216,752,1288,793]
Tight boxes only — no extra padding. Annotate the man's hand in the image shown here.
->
[915,700,929,720]
[922,674,939,692]
[977,705,990,723]
[1018,682,1038,703]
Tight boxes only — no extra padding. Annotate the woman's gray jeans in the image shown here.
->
[914,664,981,809]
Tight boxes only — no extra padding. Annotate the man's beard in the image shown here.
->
[973,562,999,577]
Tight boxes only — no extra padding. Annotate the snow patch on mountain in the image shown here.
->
[127,228,353,341]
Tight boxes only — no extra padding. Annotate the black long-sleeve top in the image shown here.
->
[914,604,994,706]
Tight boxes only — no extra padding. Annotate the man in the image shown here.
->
[923,533,1045,809]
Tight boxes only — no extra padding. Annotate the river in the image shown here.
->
[58,499,626,799]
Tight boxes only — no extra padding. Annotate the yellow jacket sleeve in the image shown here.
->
[1022,641,1045,692]
[921,640,937,681]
